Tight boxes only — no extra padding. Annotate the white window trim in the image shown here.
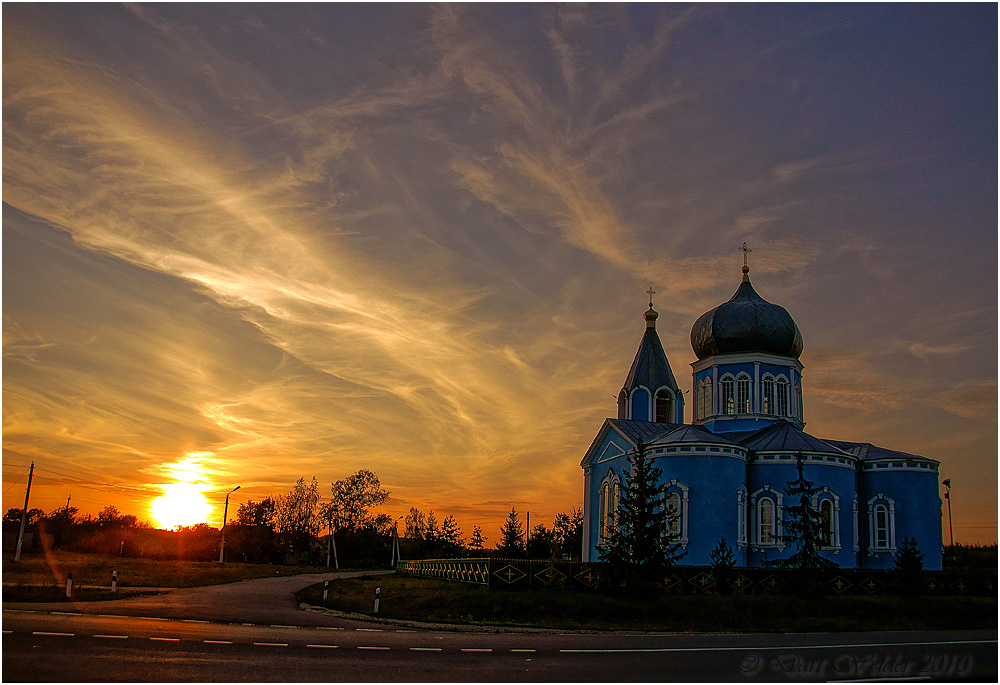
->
[867,493,897,554]
[762,373,777,416]
[719,374,736,416]
[775,374,790,417]
[654,386,676,423]
[852,497,860,553]
[663,479,690,548]
[750,486,784,550]
[811,487,842,552]
[735,372,752,415]
[736,487,748,549]
[598,472,621,545]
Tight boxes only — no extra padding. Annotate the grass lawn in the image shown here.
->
[297,574,998,633]
[3,550,321,597]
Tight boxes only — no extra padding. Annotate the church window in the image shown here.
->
[736,488,748,548]
[720,376,735,415]
[873,505,889,549]
[655,389,673,423]
[762,375,776,415]
[599,482,610,541]
[612,481,620,529]
[736,374,751,414]
[758,498,775,545]
[820,500,834,547]
[703,378,712,418]
[665,492,681,537]
[776,376,789,416]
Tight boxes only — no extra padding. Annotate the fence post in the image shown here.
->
[65,572,73,598]
[111,570,117,593]
[323,580,329,602]
[373,587,381,614]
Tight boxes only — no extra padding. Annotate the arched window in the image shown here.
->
[758,498,775,545]
[820,500,834,547]
[704,378,712,418]
[873,504,889,549]
[665,492,681,537]
[736,374,751,414]
[720,376,735,415]
[776,377,789,416]
[612,481,620,529]
[762,375,776,415]
[655,389,673,423]
[599,482,610,541]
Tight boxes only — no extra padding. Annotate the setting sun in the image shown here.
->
[150,455,215,529]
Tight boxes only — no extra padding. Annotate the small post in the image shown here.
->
[65,572,73,598]
[373,587,381,614]
[322,580,329,602]
[111,570,118,593]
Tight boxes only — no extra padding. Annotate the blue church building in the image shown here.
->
[581,260,943,570]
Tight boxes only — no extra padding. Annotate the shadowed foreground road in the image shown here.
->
[4,572,997,682]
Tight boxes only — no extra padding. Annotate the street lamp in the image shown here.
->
[218,485,241,563]
[390,515,404,567]
[942,479,953,548]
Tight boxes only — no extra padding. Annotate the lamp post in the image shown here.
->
[942,479,953,548]
[218,485,241,563]
[390,515,403,566]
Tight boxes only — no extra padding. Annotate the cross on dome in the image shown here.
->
[646,286,656,308]
[740,241,752,275]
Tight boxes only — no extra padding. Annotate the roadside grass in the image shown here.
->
[2,550,320,593]
[297,575,998,633]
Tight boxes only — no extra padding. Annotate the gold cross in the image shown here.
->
[646,287,656,307]
[740,242,752,273]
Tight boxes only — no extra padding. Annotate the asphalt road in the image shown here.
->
[3,572,997,682]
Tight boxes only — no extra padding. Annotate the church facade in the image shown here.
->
[581,260,943,570]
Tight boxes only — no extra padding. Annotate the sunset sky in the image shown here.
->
[3,4,996,543]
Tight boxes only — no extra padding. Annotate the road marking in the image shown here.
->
[317,626,343,631]
[241,623,254,626]
[511,649,536,653]
[410,647,442,652]
[203,640,233,644]
[149,637,180,642]
[254,642,289,647]
[358,646,390,650]
[93,635,128,639]
[32,631,74,637]
[307,644,339,649]
[51,611,81,616]
[2,630,12,634]
[395,629,417,633]
[558,639,998,655]
[271,624,297,629]
[182,619,209,624]
[356,628,382,632]
[98,614,121,618]
[461,648,493,653]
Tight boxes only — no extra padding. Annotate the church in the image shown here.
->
[580,252,943,570]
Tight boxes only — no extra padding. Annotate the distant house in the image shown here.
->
[582,262,943,569]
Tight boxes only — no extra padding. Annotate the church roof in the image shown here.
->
[621,307,680,394]
[738,419,850,456]
[690,270,803,361]
[823,439,938,464]
[606,418,678,445]
[650,423,743,447]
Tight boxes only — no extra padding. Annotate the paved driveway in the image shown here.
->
[3,570,393,628]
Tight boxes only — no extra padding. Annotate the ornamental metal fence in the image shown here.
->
[396,558,995,596]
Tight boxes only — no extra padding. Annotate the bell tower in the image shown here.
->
[617,288,684,423]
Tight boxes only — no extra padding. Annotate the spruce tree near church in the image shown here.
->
[599,437,684,592]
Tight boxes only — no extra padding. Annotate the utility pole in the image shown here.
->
[525,511,530,553]
[14,462,35,562]
[942,479,954,547]
[218,485,241,563]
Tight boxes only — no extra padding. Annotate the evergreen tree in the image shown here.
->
[527,523,555,558]
[893,537,924,595]
[709,537,737,568]
[425,510,440,543]
[552,508,584,559]
[403,507,426,540]
[439,515,464,556]
[496,507,525,557]
[598,438,684,590]
[775,454,837,569]
[469,525,488,552]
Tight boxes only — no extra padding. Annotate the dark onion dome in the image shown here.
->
[690,268,803,360]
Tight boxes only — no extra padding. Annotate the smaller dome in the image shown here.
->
[644,305,658,328]
[691,273,803,360]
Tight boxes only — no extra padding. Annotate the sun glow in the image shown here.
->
[150,454,215,529]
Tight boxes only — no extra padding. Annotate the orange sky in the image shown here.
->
[3,4,996,543]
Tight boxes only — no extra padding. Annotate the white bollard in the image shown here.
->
[373,587,380,614]
[111,570,118,593]
[323,580,329,602]
[65,573,73,598]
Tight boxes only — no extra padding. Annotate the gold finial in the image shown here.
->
[646,286,656,308]
[739,241,752,277]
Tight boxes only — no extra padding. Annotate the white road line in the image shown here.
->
[182,619,209,624]
[149,637,180,642]
[51,611,81,616]
[93,635,128,639]
[395,629,417,633]
[2,630,12,634]
[271,624,297,629]
[356,628,382,632]
[98,614,121,618]
[32,631,74,637]
[358,646,390,651]
[203,640,233,644]
[511,649,536,653]
[254,642,289,647]
[241,623,254,626]
[461,648,493,653]
[558,639,998,655]
[410,647,442,652]
[307,644,340,649]
[317,626,343,631]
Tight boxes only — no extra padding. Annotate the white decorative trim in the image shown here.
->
[691,352,804,373]
[811,487,842,551]
[867,493,897,554]
[852,497,859,554]
[750,486,784,550]
[736,486,748,549]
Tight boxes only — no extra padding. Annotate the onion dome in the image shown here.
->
[690,267,803,361]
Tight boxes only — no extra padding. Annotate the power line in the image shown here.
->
[2,470,28,496]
